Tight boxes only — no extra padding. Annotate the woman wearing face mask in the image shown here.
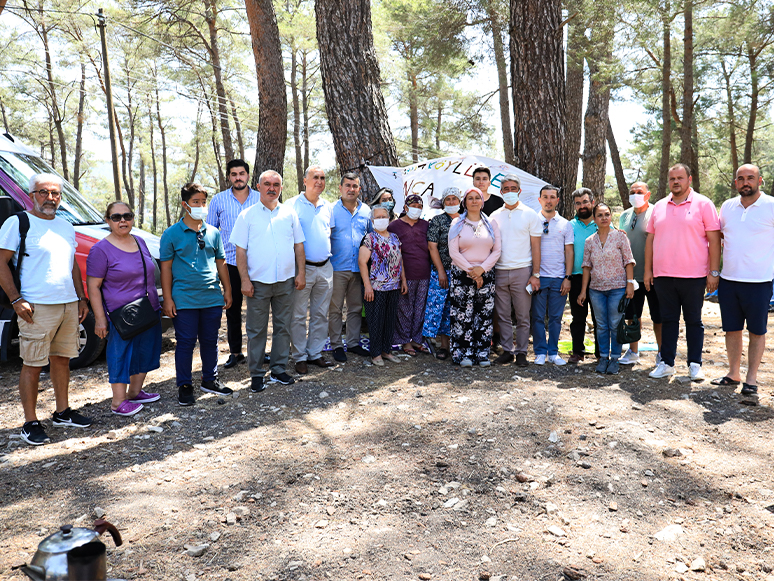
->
[160,183,233,406]
[86,202,162,416]
[422,187,461,360]
[448,187,502,367]
[387,194,431,355]
[369,187,396,222]
[577,203,636,375]
[358,206,409,366]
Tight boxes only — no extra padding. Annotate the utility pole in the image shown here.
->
[97,8,121,200]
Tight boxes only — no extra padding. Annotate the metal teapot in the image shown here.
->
[20,519,122,581]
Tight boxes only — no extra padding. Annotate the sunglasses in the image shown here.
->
[630,214,638,230]
[196,230,205,250]
[543,221,550,234]
[109,212,134,222]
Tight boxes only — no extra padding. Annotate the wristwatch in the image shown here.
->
[532,273,540,278]
[710,270,720,277]
[564,275,571,280]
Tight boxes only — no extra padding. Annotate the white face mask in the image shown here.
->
[187,205,207,220]
[406,207,423,220]
[373,218,390,231]
[629,194,647,208]
[444,204,460,215]
[502,192,520,206]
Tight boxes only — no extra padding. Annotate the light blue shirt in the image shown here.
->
[570,216,598,274]
[330,199,372,272]
[285,193,333,263]
[206,187,260,265]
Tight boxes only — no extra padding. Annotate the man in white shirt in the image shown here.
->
[0,173,92,446]
[489,174,542,367]
[285,166,335,374]
[231,170,306,393]
[712,164,774,396]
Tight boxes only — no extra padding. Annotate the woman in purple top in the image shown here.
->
[86,202,162,416]
[387,193,431,355]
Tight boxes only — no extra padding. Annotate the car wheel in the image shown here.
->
[69,309,106,369]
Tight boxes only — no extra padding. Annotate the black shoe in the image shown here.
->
[515,353,528,367]
[348,345,370,358]
[741,383,759,395]
[250,376,265,393]
[224,353,245,369]
[20,421,50,445]
[52,407,92,428]
[494,351,514,365]
[308,357,334,368]
[269,372,295,385]
[201,379,233,395]
[333,347,347,362]
[178,384,195,406]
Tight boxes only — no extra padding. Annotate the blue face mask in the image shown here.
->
[381,201,395,212]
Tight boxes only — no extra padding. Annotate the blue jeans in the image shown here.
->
[530,277,566,356]
[588,288,626,359]
[173,306,222,386]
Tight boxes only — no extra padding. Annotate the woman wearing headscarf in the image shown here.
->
[388,193,431,355]
[448,187,502,367]
[422,187,461,360]
[369,187,396,222]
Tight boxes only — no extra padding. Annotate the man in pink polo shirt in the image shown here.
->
[644,163,720,381]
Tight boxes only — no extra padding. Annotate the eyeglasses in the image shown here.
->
[31,189,61,199]
[109,212,134,222]
[196,230,205,250]
[543,221,550,234]
[630,214,638,230]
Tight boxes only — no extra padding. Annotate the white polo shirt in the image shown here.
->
[489,203,543,270]
[719,192,774,283]
[230,200,305,284]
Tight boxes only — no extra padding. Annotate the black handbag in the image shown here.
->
[616,296,641,344]
[107,237,159,340]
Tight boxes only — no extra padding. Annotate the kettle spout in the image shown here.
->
[19,564,46,581]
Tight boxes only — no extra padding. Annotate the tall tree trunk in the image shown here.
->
[510,0,567,214]
[581,25,613,202]
[229,94,245,161]
[302,50,310,171]
[121,61,136,207]
[198,78,226,188]
[205,0,234,162]
[291,45,304,190]
[40,14,68,181]
[607,119,630,209]
[155,88,170,228]
[315,0,398,198]
[691,120,700,192]
[116,108,132,206]
[73,63,86,191]
[487,5,514,165]
[565,13,585,193]
[138,153,145,228]
[0,95,8,132]
[743,46,758,165]
[148,97,158,232]
[409,72,419,163]
[680,0,696,177]
[245,0,287,182]
[657,0,672,200]
[47,109,56,169]
[191,104,201,183]
[436,103,442,151]
[720,59,739,175]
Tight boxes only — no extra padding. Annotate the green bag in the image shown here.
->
[616,296,641,344]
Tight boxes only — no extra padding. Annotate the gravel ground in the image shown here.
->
[1,302,774,581]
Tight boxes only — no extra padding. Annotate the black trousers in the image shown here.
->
[226,263,245,354]
[363,289,400,356]
[653,276,705,367]
[568,274,599,357]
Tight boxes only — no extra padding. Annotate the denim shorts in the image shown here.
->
[106,312,162,384]
[718,278,771,335]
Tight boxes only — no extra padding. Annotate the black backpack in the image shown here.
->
[0,212,30,309]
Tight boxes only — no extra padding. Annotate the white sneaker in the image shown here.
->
[649,362,675,378]
[618,349,640,365]
[478,359,491,367]
[460,358,473,368]
[534,354,546,365]
[689,362,705,381]
[549,354,566,366]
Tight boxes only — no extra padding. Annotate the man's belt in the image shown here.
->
[305,258,330,267]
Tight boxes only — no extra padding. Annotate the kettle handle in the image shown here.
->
[93,519,123,547]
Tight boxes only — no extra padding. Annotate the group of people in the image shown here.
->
[0,159,771,446]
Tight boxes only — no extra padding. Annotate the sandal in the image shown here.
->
[413,343,431,354]
[435,348,449,360]
[402,346,417,356]
[710,376,740,386]
[741,383,759,395]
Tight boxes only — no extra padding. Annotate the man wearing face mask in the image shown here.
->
[618,182,662,366]
[489,174,543,366]
[388,194,431,355]
[567,188,600,363]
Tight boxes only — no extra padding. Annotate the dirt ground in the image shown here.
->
[1,301,774,581]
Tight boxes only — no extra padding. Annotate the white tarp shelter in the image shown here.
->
[369,154,549,217]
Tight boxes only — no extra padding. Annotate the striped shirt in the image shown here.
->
[206,187,260,265]
[538,212,574,278]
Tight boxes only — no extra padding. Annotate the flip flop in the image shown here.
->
[413,344,431,354]
[710,376,740,386]
[402,346,417,356]
[435,348,449,360]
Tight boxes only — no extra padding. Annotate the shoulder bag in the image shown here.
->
[107,237,159,340]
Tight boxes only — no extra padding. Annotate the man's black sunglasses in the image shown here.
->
[543,221,549,234]
[196,230,205,250]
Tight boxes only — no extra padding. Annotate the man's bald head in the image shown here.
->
[735,164,762,198]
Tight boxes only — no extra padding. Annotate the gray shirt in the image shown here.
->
[538,212,574,278]
[619,205,653,282]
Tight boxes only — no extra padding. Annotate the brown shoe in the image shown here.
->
[568,352,584,364]
[295,361,308,375]
[308,357,334,368]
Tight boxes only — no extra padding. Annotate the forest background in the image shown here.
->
[0,0,772,228]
